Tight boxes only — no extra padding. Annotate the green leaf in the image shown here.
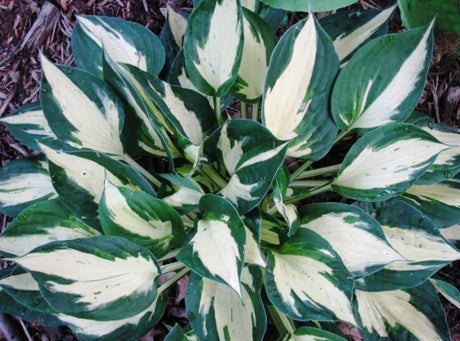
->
[0,157,57,217]
[177,194,246,295]
[72,15,165,77]
[186,266,266,340]
[99,180,185,258]
[320,6,395,62]
[282,326,347,341]
[298,203,403,278]
[42,145,154,227]
[13,236,160,321]
[0,199,100,257]
[205,120,287,214]
[164,323,198,341]
[354,200,459,290]
[398,0,460,35]
[40,56,125,158]
[231,8,276,102]
[354,282,450,340]
[265,228,356,324]
[402,177,460,228]
[332,123,446,201]
[331,23,434,133]
[258,0,358,12]
[262,15,339,160]
[0,102,61,151]
[184,0,244,96]
[430,277,460,309]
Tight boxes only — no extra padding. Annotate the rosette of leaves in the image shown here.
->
[0,1,459,340]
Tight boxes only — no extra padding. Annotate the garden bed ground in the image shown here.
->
[0,0,459,339]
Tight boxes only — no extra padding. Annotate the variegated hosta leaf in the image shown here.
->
[99,180,185,258]
[41,145,154,226]
[164,323,198,341]
[258,0,357,12]
[331,23,434,133]
[184,0,244,96]
[0,199,100,257]
[354,200,460,291]
[177,194,246,295]
[332,123,447,201]
[430,278,460,309]
[439,223,460,243]
[205,120,287,214]
[274,167,299,237]
[72,15,165,77]
[320,6,394,62]
[262,15,339,160]
[40,55,125,158]
[58,293,167,341]
[282,327,347,341]
[13,236,160,321]
[0,157,57,217]
[298,203,403,278]
[402,177,460,228]
[231,8,276,102]
[243,209,266,267]
[186,266,266,340]
[265,228,356,325]
[354,282,450,340]
[0,102,60,151]
[161,174,204,211]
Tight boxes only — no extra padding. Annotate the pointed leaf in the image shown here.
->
[258,0,358,12]
[299,203,403,278]
[40,56,125,157]
[0,199,100,257]
[205,120,287,214]
[184,0,244,96]
[265,228,356,324]
[430,278,460,310]
[331,23,434,132]
[99,180,185,258]
[243,209,266,267]
[332,123,447,201]
[262,15,339,159]
[354,282,450,340]
[274,167,300,237]
[0,157,57,217]
[13,236,160,321]
[72,15,165,77]
[283,327,347,341]
[161,174,205,211]
[186,266,266,341]
[177,194,245,294]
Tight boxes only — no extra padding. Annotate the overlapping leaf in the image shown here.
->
[258,0,357,12]
[282,327,347,341]
[262,15,339,160]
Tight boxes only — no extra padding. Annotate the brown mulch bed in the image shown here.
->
[0,0,459,340]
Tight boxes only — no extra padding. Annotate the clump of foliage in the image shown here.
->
[0,0,459,340]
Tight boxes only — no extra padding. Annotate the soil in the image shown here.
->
[0,0,459,340]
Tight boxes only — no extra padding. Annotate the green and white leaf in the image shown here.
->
[177,194,245,295]
[186,266,266,341]
[439,223,460,242]
[165,5,188,48]
[333,123,447,201]
[0,102,60,151]
[355,282,450,340]
[430,277,460,310]
[184,0,243,96]
[274,167,299,237]
[0,199,100,257]
[262,15,339,160]
[331,23,433,133]
[161,174,204,210]
[298,203,403,277]
[13,236,160,321]
[258,0,358,12]
[40,55,125,158]
[354,199,460,291]
[403,178,460,228]
[99,180,185,258]
[72,15,165,77]
[0,157,57,217]
[320,6,394,62]
[42,145,154,226]
[231,8,276,102]
[205,120,287,214]
[282,327,347,341]
[265,228,356,324]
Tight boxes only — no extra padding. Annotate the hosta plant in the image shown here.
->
[1,0,460,340]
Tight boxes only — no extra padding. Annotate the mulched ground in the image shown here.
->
[0,0,459,340]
